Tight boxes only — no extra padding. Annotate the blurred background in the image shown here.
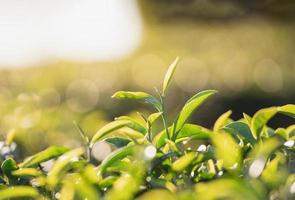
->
[0,0,295,157]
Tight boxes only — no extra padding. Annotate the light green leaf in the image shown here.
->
[90,120,133,147]
[138,190,177,200]
[148,112,163,125]
[174,90,217,135]
[213,110,232,132]
[172,152,195,172]
[20,146,69,168]
[0,186,39,200]
[98,145,136,174]
[47,148,84,187]
[153,124,211,148]
[63,174,99,200]
[162,57,179,96]
[278,104,295,118]
[250,107,277,139]
[112,91,161,111]
[12,168,41,177]
[211,133,241,170]
[115,116,147,133]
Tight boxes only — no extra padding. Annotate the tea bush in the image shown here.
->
[0,57,294,200]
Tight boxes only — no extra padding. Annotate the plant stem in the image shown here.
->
[160,95,170,140]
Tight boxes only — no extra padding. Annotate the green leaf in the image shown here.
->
[47,148,84,187]
[106,174,139,200]
[148,112,163,125]
[115,116,147,133]
[90,120,133,147]
[138,190,177,200]
[174,90,217,136]
[99,145,136,174]
[12,168,41,177]
[0,186,39,200]
[223,121,256,145]
[1,158,18,176]
[153,124,211,148]
[19,146,69,168]
[112,91,161,111]
[162,57,179,96]
[278,104,295,118]
[62,174,99,200]
[250,107,277,139]
[211,133,241,170]
[213,110,232,132]
[172,152,195,172]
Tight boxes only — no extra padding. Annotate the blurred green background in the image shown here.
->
[0,0,295,156]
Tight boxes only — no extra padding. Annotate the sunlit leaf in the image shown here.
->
[63,174,99,200]
[98,145,136,174]
[90,120,133,147]
[154,124,211,148]
[173,90,217,136]
[211,133,241,170]
[148,112,163,125]
[278,104,295,118]
[250,107,277,139]
[47,148,84,187]
[138,190,177,200]
[112,91,161,111]
[115,116,147,133]
[213,110,232,132]
[162,57,179,96]
[19,146,69,168]
[172,152,195,172]
[0,186,39,200]
[195,179,261,200]
[12,168,41,177]
[261,153,287,187]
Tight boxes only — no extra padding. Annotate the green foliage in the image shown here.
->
[0,57,294,199]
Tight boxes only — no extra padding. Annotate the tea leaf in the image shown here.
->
[12,168,41,177]
[162,57,179,96]
[223,121,255,145]
[250,107,277,139]
[90,120,133,147]
[213,110,232,132]
[47,148,84,187]
[20,146,69,168]
[278,104,295,118]
[148,112,163,125]
[99,145,136,174]
[112,91,161,111]
[0,186,39,200]
[172,152,195,172]
[1,158,18,176]
[173,90,217,136]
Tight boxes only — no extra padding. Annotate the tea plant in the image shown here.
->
[0,57,295,200]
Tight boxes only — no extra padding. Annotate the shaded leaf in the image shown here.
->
[223,121,256,145]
